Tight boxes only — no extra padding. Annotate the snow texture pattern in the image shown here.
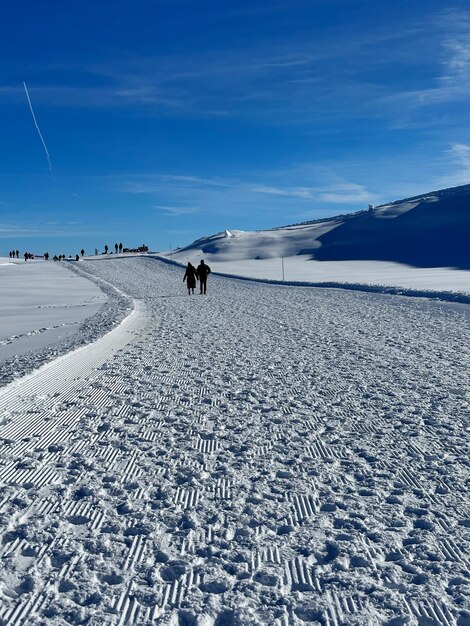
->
[0,257,469,626]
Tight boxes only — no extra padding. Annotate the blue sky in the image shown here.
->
[1,0,470,255]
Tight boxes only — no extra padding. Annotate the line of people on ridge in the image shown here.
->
[183,260,211,295]
[9,250,35,261]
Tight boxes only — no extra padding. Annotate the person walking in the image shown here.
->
[196,259,211,294]
[183,262,197,295]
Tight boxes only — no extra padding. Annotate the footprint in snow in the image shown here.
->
[67,515,91,525]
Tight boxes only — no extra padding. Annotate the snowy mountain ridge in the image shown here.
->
[178,183,470,269]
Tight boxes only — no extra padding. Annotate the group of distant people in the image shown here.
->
[104,243,124,254]
[8,249,70,262]
[18,251,35,261]
[7,242,132,263]
[9,246,213,297]
[8,250,43,261]
[183,260,212,295]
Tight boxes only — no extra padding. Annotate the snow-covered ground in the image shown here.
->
[167,185,470,296]
[0,256,469,625]
[167,249,470,297]
[0,260,106,358]
[167,231,470,298]
[0,259,131,387]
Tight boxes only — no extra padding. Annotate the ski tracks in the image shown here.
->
[0,257,469,626]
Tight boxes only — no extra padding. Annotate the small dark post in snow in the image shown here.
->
[281,256,285,281]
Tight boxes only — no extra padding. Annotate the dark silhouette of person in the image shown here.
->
[16,250,19,259]
[81,248,85,257]
[196,260,211,294]
[114,242,118,253]
[44,252,49,260]
[104,244,108,254]
[183,262,197,295]
[119,242,123,253]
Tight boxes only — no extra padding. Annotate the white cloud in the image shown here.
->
[317,183,378,204]
[250,185,313,199]
[448,143,470,167]
[0,27,413,124]
[154,205,200,216]
[436,143,470,188]
[119,170,377,212]
[374,9,470,127]
[121,175,233,195]
[0,222,95,238]
[250,183,377,204]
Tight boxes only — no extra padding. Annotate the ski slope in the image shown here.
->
[0,257,469,625]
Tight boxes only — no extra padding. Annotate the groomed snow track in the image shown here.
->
[0,256,469,626]
[0,298,147,435]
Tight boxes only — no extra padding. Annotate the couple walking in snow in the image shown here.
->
[183,260,211,295]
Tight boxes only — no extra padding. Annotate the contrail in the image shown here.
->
[23,81,53,171]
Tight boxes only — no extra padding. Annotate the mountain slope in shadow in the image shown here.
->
[311,185,470,268]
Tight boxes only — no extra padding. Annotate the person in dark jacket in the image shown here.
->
[196,259,211,294]
[183,262,197,295]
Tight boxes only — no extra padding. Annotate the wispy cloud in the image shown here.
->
[449,143,470,167]
[436,142,470,188]
[251,182,378,204]
[154,205,200,216]
[0,222,96,239]
[381,9,470,116]
[118,169,378,226]
[122,174,232,195]
[0,25,424,125]
[250,185,313,199]
[316,183,377,204]
[2,6,468,138]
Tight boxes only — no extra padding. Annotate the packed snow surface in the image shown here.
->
[0,260,134,387]
[0,257,469,626]
[0,260,106,360]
